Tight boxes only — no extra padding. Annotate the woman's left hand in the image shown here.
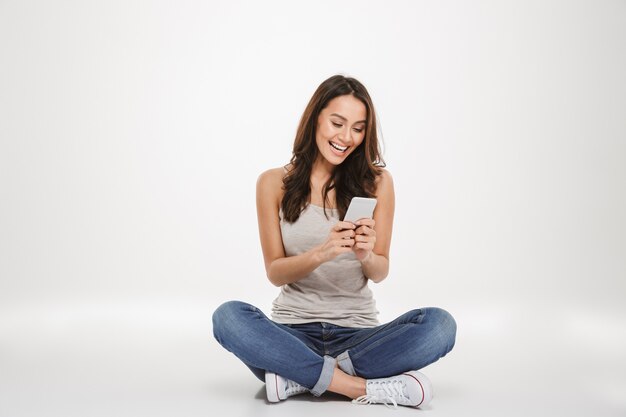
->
[352,218,376,262]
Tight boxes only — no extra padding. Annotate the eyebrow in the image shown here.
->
[330,113,366,124]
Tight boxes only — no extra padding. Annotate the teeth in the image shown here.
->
[330,141,348,152]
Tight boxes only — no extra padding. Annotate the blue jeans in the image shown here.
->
[212,300,456,397]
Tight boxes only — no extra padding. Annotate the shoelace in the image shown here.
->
[352,379,408,410]
[285,379,309,396]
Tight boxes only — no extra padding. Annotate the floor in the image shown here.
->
[1,298,624,417]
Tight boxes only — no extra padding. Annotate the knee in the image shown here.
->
[425,307,457,353]
[212,300,249,343]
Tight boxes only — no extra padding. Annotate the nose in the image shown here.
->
[338,126,352,145]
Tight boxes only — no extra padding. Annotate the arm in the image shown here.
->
[256,169,356,287]
[354,169,395,283]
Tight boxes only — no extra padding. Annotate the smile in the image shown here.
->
[329,141,349,153]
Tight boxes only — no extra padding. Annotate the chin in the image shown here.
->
[325,154,347,166]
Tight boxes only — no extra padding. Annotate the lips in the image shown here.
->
[329,141,349,154]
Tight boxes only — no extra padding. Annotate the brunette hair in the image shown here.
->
[281,75,386,223]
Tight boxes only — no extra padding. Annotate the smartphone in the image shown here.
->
[343,197,377,224]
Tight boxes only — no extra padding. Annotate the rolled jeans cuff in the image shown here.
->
[310,355,336,397]
[336,350,356,376]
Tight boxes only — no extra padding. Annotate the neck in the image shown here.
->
[311,154,335,182]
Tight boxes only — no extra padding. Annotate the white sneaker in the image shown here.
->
[265,371,309,403]
[352,371,433,409]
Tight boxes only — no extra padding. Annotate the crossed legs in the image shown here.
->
[212,301,456,401]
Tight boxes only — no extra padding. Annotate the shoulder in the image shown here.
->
[256,166,288,203]
[257,166,284,185]
[375,168,394,194]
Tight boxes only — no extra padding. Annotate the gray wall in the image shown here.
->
[1,1,625,415]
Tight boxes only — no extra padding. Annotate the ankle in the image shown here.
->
[327,368,366,399]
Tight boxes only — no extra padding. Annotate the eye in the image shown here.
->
[353,127,364,133]
[331,121,343,128]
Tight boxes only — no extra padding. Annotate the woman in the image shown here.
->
[212,75,456,409]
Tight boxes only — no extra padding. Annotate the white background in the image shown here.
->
[1,1,625,416]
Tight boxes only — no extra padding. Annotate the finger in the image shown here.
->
[356,225,375,236]
[341,229,356,239]
[355,218,375,227]
[335,221,356,231]
[354,225,368,235]
[355,235,367,243]
[336,231,354,241]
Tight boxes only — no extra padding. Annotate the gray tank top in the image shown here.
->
[271,203,380,328]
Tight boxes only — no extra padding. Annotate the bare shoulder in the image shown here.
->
[256,166,287,205]
[257,166,285,185]
[375,168,394,195]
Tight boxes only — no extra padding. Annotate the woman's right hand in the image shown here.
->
[316,221,356,264]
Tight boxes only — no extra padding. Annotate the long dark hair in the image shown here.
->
[281,75,386,223]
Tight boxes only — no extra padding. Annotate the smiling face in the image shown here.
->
[315,94,367,168]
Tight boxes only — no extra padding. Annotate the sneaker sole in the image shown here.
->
[403,371,433,408]
[265,372,281,403]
